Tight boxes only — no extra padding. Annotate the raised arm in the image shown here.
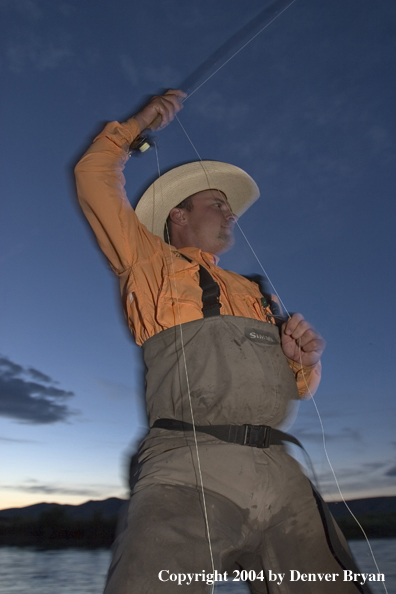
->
[74,90,186,274]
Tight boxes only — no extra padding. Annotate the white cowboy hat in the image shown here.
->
[135,160,260,238]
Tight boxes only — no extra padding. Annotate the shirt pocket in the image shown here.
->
[229,291,269,321]
[222,273,269,321]
[156,256,203,327]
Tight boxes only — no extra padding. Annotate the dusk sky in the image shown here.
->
[1,0,395,511]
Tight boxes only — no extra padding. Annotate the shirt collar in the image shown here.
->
[178,246,220,266]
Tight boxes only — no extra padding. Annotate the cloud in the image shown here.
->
[0,435,41,444]
[318,459,392,482]
[384,465,396,477]
[293,426,362,444]
[96,378,134,401]
[0,355,77,424]
[26,367,53,383]
[0,358,23,375]
[6,37,73,73]
[315,459,395,498]
[2,479,118,497]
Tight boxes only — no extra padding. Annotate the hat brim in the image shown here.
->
[135,161,260,238]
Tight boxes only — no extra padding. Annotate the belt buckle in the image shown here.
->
[243,424,271,448]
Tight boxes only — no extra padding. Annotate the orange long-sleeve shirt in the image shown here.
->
[75,118,321,398]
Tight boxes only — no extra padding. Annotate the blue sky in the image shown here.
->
[1,0,395,510]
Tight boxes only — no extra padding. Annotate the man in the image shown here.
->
[75,90,364,593]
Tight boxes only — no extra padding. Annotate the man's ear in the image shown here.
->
[169,207,188,227]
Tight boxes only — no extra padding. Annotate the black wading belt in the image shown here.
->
[153,418,302,449]
[155,261,372,594]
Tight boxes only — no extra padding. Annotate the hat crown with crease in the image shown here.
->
[135,160,260,238]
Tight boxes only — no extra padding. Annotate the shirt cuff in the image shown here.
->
[286,358,322,399]
[93,118,141,152]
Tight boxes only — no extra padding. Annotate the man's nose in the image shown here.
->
[226,211,238,223]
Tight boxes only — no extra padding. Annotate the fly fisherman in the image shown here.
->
[75,90,367,594]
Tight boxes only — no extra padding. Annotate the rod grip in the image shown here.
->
[147,113,162,131]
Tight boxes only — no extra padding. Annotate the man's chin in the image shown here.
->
[217,234,235,254]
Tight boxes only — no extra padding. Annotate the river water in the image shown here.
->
[0,539,394,594]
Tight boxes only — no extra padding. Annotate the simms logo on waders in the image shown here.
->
[245,328,279,345]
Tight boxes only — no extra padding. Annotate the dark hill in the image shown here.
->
[1,495,395,520]
[0,497,126,520]
[327,496,396,519]
[0,495,395,546]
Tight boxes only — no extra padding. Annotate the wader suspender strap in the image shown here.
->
[241,273,287,327]
[198,265,222,318]
[178,253,222,318]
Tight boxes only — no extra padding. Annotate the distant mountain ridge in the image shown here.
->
[328,496,396,518]
[0,495,395,520]
[0,497,127,520]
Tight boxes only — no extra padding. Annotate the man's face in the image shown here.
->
[180,189,237,255]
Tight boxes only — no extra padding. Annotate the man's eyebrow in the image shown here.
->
[212,194,228,203]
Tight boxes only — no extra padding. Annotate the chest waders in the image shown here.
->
[104,265,372,594]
